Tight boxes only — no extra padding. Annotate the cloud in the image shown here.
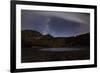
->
[21,10,90,37]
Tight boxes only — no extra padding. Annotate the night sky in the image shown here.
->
[21,10,90,37]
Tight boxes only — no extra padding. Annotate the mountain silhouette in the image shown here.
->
[22,30,42,37]
[21,30,90,48]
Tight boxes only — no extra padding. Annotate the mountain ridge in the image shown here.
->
[21,30,90,48]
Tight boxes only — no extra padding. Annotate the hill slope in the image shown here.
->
[21,30,90,48]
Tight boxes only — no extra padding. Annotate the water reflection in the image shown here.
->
[39,48,84,52]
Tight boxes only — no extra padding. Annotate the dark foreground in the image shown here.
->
[21,47,90,63]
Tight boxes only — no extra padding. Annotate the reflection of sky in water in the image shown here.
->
[21,10,90,37]
[39,48,84,52]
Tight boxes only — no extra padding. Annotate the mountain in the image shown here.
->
[21,30,90,48]
[21,30,42,48]
[22,30,42,37]
[64,33,90,47]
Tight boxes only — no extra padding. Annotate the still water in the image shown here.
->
[22,47,89,62]
[39,48,85,52]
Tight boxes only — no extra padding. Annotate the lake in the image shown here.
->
[22,47,90,63]
[39,48,85,52]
